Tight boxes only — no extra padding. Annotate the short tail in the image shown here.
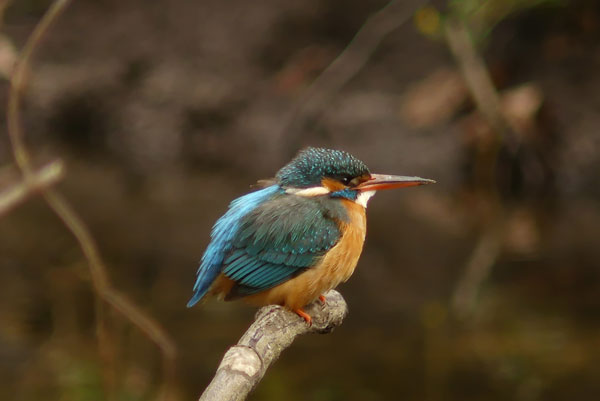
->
[186,292,204,308]
[187,267,216,308]
[187,279,212,308]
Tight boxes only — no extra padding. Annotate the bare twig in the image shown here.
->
[0,160,64,216]
[199,290,348,401]
[283,0,425,149]
[5,0,177,398]
[443,17,519,152]
[451,222,504,318]
[41,189,178,359]
[7,0,70,175]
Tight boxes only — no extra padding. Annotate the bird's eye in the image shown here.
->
[336,175,367,187]
[349,177,362,187]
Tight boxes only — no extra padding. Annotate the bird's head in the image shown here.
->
[276,147,435,207]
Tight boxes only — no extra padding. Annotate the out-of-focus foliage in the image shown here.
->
[450,0,565,35]
[415,5,443,37]
[415,0,565,38]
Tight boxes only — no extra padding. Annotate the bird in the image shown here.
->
[187,147,435,324]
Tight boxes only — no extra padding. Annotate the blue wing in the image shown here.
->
[187,185,281,307]
[222,194,343,299]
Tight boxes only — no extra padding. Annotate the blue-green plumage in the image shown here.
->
[187,185,281,307]
[223,193,347,298]
[187,147,363,307]
[188,147,435,321]
[277,147,369,188]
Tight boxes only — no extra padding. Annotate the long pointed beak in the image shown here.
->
[357,174,436,191]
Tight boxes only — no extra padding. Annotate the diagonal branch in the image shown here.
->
[199,290,348,401]
[451,221,504,318]
[5,0,177,398]
[0,160,64,217]
[282,0,426,149]
[7,0,70,175]
[443,16,520,152]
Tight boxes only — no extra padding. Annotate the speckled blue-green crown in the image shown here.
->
[276,147,370,188]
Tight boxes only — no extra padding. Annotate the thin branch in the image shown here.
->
[41,188,178,361]
[7,0,70,175]
[5,0,177,398]
[443,16,519,152]
[451,222,504,318]
[199,290,349,401]
[283,0,425,149]
[0,160,63,217]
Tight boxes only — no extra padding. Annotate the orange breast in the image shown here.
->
[244,199,367,310]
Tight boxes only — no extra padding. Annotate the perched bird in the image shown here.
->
[188,147,434,324]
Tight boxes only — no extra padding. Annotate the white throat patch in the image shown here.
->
[285,186,330,197]
[356,190,376,208]
[287,186,376,207]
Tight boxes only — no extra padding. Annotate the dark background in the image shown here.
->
[1,0,600,400]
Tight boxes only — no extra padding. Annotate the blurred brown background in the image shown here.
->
[1,0,600,400]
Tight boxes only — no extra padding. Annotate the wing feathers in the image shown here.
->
[187,185,281,307]
[222,194,345,298]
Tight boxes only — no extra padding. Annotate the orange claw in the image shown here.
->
[293,308,312,326]
[318,295,326,305]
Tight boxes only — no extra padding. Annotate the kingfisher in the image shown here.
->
[187,147,434,324]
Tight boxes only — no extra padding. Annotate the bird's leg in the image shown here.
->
[318,294,326,305]
[293,308,312,326]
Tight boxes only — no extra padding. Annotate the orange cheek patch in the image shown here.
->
[321,177,346,192]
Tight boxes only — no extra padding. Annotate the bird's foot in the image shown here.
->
[318,294,326,305]
[293,308,312,326]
